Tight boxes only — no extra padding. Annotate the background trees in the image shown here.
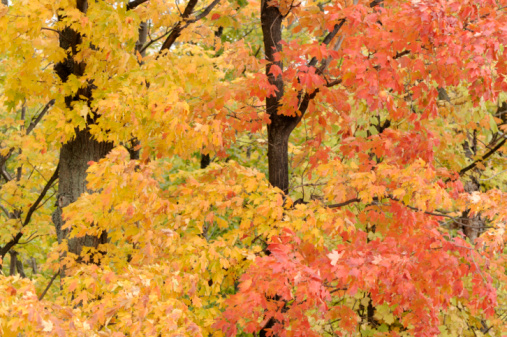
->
[0,0,507,336]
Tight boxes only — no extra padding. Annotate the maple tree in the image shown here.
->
[0,0,507,335]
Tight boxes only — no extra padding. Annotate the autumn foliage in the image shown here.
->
[1,0,507,336]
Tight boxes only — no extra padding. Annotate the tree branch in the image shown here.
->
[187,0,221,24]
[293,19,346,124]
[23,163,59,227]
[327,195,454,219]
[158,0,221,52]
[0,164,59,259]
[126,0,149,11]
[369,0,383,8]
[458,138,506,177]
[394,50,410,59]
[159,0,199,52]
[140,29,172,54]
[0,203,10,217]
[308,19,346,67]
[1,166,13,181]
[38,270,60,301]
[327,198,360,208]
[26,99,55,135]
[325,78,342,87]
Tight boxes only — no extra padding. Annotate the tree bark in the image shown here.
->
[16,256,26,278]
[261,0,297,194]
[9,250,17,276]
[259,2,291,336]
[267,123,290,192]
[53,129,113,256]
[52,0,113,275]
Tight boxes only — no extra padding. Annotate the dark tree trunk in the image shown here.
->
[9,251,17,276]
[261,0,299,194]
[259,2,293,336]
[52,0,113,276]
[200,154,211,169]
[267,124,290,193]
[16,256,26,278]
[53,129,113,256]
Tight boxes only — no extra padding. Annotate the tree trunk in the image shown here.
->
[259,2,292,336]
[200,154,211,169]
[267,124,290,193]
[52,0,113,275]
[135,21,148,57]
[9,250,17,276]
[16,257,26,278]
[53,129,113,256]
[28,257,37,274]
[261,0,299,194]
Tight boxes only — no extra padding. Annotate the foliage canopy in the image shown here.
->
[1,0,507,336]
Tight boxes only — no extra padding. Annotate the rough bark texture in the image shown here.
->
[52,0,113,273]
[53,129,113,255]
[261,0,295,194]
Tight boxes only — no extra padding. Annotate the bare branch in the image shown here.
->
[26,99,55,135]
[38,270,60,301]
[23,163,59,227]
